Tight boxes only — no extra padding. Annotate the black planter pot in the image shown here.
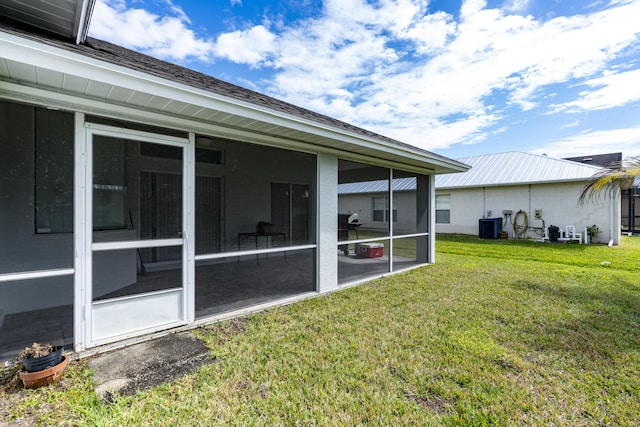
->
[21,346,63,373]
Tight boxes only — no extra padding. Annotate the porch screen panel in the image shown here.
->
[337,160,390,284]
[92,136,183,243]
[139,171,182,263]
[195,249,315,319]
[270,183,290,242]
[194,136,316,320]
[196,176,222,255]
[0,276,73,361]
[392,236,427,271]
[0,100,74,361]
[91,135,184,304]
[92,246,182,301]
[392,170,430,236]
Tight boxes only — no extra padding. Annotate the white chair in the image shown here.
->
[564,225,582,244]
[536,227,549,242]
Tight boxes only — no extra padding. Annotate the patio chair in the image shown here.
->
[536,227,549,243]
[564,225,582,244]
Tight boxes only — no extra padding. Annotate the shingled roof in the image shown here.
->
[0,19,466,172]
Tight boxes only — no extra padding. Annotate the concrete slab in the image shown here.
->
[88,332,215,401]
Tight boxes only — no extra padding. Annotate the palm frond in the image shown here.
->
[578,156,640,205]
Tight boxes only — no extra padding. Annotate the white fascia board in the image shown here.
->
[435,178,593,190]
[0,80,435,176]
[0,30,465,172]
[74,0,95,44]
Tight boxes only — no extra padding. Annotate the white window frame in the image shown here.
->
[371,196,397,223]
[435,194,451,224]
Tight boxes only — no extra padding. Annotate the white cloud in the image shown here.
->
[89,0,215,62]
[530,127,640,158]
[213,25,276,66]
[562,119,581,128]
[235,0,639,151]
[502,0,533,14]
[551,68,640,112]
[89,0,640,154]
[163,0,191,24]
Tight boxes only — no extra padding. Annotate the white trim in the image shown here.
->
[339,262,432,289]
[74,112,88,352]
[0,31,466,174]
[185,133,196,323]
[74,0,93,44]
[84,123,188,146]
[0,268,74,283]
[92,286,182,306]
[429,174,436,264]
[194,244,316,261]
[337,237,389,246]
[76,290,319,360]
[92,238,184,251]
[0,81,444,176]
[392,232,431,239]
[83,124,190,348]
[388,168,394,272]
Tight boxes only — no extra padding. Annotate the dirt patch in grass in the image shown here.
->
[199,317,250,345]
[406,393,452,414]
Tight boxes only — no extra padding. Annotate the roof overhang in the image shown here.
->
[0,0,94,44]
[436,178,595,190]
[0,27,468,175]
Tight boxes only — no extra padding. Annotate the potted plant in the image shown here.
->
[586,224,600,243]
[17,343,68,389]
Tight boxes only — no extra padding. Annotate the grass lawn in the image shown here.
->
[2,235,639,426]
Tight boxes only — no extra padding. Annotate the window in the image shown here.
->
[271,182,311,245]
[372,196,397,223]
[35,108,75,233]
[435,194,450,224]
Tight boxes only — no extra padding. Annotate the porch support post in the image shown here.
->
[416,174,430,264]
[428,174,436,263]
[316,153,338,293]
[73,112,87,352]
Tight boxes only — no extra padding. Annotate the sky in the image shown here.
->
[87,0,640,161]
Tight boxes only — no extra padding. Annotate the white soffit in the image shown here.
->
[0,29,467,175]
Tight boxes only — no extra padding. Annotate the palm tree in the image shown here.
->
[578,156,640,205]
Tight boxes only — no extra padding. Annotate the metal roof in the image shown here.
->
[0,0,94,44]
[338,177,415,194]
[436,151,602,189]
[338,152,604,195]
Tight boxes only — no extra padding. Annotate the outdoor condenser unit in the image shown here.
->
[479,218,502,239]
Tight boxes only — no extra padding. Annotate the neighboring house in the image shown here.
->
[564,152,639,235]
[339,151,621,245]
[621,185,640,234]
[435,152,621,244]
[0,1,468,360]
[337,178,417,234]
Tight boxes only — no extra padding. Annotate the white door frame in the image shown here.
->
[74,120,194,350]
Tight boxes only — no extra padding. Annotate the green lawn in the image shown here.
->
[2,235,639,426]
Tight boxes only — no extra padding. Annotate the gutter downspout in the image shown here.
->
[608,188,614,247]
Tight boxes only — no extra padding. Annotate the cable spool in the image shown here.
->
[513,210,529,236]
